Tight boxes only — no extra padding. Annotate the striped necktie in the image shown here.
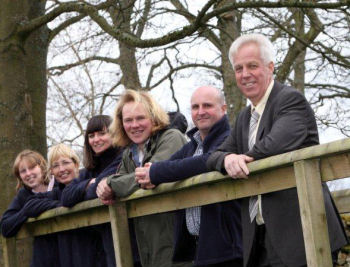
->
[248,109,260,222]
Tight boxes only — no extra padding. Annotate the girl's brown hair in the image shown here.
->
[13,150,49,192]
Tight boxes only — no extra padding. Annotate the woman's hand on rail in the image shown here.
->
[96,178,115,202]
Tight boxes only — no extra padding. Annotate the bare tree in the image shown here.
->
[1,0,349,264]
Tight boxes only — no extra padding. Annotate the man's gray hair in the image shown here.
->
[228,33,275,67]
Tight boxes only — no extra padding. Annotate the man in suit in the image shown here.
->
[135,86,243,267]
[207,33,347,267]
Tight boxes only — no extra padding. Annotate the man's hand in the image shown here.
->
[224,153,254,179]
[135,162,156,189]
[96,178,115,204]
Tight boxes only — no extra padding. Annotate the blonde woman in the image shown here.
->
[97,90,190,267]
[46,143,104,267]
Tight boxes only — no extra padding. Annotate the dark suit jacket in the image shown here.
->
[207,81,347,267]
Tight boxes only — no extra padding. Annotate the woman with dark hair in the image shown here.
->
[62,115,122,204]
[96,90,191,267]
[61,115,125,267]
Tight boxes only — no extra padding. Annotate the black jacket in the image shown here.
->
[150,115,243,266]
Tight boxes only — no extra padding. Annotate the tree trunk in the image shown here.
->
[217,3,246,126]
[0,0,48,264]
[110,0,141,90]
[292,9,306,94]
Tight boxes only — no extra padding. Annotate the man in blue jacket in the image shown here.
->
[135,86,243,267]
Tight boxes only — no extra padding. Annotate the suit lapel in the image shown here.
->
[242,107,251,153]
[256,81,282,142]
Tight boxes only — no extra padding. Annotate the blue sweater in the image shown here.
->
[0,187,60,267]
[59,146,140,267]
[26,183,107,267]
[61,147,123,207]
[149,115,243,266]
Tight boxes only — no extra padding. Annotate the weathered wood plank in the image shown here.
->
[126,152,350,218]
[294,159,332,267]
[13,152,350,238]
[332,189,350,214]
[127,166,295,218]
[26,198,103,221]
[124,151,350,202]
[17,205,110,239]
[1,236,16,267]
[109,203,133,267]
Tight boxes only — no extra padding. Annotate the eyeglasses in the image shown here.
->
[51,160,74,170]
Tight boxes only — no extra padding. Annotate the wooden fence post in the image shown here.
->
[1,236,17,267]
[109,202,133,267]
[294,159,332,267]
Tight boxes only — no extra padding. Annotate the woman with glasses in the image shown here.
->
[44,143,103,267]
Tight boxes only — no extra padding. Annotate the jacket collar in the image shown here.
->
[187,115,230,148]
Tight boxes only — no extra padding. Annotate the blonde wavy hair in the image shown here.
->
[109,89,169,147]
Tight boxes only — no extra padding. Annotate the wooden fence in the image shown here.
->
[2,137,350,267]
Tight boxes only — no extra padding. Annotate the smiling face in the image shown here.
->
[191,86,226,139]
[233,42,274,106]
[18,160,45,192]
[51,156,79,185]
[122,102,153,148]
[88,128,113,155]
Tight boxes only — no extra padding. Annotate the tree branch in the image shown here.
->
[48,56,120,76]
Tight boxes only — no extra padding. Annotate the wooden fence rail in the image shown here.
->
[2,137,350,267]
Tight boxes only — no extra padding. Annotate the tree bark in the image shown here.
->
[110,0,141,90]
[291,8,306,94]
[217,2,246,126]
[0,0,48,264]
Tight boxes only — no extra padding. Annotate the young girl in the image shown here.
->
[0,150,59,267]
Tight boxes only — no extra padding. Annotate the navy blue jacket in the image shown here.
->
[61,147,123,207]
[0,187,60,267]
[60,146,140,267]
[36,183,106,267]
[149,115,243,266]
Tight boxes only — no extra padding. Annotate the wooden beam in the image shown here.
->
[15,151,350,238]
[331,189,350,214]
[294,159,332,267]
[109,202,133,267]
[1,236,16,267]
[123,151,350,202]
[17,205,110,239]
[127,166,295,218]
[26,198,103,221]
